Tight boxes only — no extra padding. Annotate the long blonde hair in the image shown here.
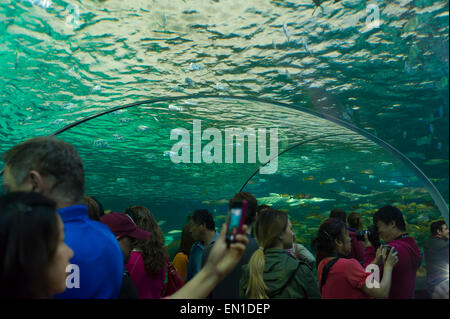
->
[245,208,288,299]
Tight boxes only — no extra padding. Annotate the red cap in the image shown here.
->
[100,212,150,240]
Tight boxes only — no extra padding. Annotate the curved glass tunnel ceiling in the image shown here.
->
[51,97,446,249]
[0,0,448,248]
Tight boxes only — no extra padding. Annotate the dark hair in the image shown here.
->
[256,204,271,214]
[83,195,101,221]
[229,192,258,226]
[126,206,166,274]
[347,212,363,230]
[90,196,105,218]
[430,220,447,236]
[176,223,196,256]
[312,218,346,257]
[330,208,346,224]
[3,136,84,203]
[0,192,60,298]
[373,205,406,231]
[190,209,215,231]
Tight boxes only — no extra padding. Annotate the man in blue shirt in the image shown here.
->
[2,137,123,298]
[185,209,218,282]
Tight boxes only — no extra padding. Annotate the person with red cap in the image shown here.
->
[100,212,150,299]
[102,211,250,299]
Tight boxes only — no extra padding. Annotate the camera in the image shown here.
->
[356,225,380,245]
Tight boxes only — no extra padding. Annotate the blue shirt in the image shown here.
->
[53,205,124,299]
[185,232,219,282]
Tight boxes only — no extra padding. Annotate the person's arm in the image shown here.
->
[360,247,398,299]
[169,223,248,299]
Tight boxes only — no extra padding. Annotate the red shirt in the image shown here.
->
[318,258,372,299]
[364,235,421,299]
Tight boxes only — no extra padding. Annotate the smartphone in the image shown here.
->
[226,199,247,245]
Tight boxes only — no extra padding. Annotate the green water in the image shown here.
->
[0,0,448,253]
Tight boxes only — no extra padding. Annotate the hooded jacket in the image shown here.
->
[239,248,321,299]
[364,234,421,299]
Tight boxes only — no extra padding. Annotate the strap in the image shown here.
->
[320,258,340,292]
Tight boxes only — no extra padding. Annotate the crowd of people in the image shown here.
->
[0,136,448,299]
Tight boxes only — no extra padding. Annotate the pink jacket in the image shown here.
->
[125,251,167,299]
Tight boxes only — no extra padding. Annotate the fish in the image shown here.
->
[320,178,337,184]
[360,169,374,174]
[406,152,426,160]
[332,190,388,201]
[215,215,227,220]
[302,176,315,181]
[93,139,110,149]
[201,199,229,205]
[157,220,167,226]
[424,159,449,165]
[429,124,434,134]
[167,230,182,234]
[189,63,203,71]
[113,134,124,141]
[293,193,313,199]
[416,135,432,146]
[345,180,356,184]
[136,125,150,132]
[168,104,184,112]
[185,77,194,86]
[15,50,19,69]
[283,23,290,42]
[404,61,413,74]
[302,37,311,55]
[145,154,156,161]
[379,179,404,186]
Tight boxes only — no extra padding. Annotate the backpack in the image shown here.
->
[161,255,185,297]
